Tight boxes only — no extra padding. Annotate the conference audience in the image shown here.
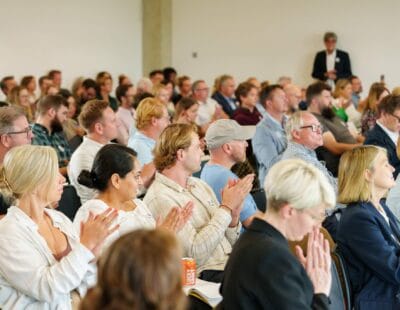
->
[333,78,361,130]
[201,119,258,228]
[8,86,35,122]
[68,100,119,203]
[364,95,400,178]
[59,89,85,142]
[221,159,335,309]
[115,83,136,144]
[252,84,288,185]
[79,79,98,106]
[232,81,262,126]
[96,75,118,112]
[80,229,187,310]
[128,97,170,188]
[74,144,193,254]
[0,145,118,309]
[283,83,302,117]
[38,75,53,99]
[282,111,337,192]
[337,145,400,309]
[212,74,238,117]
[307,81,360,176]
[173,97,199,125]
[149,69,164,86]
[144,123,253,282]
[0,107,33,217]
[32,95,71,175]
[359,82,390,134]
[0,76,17,102]
[350,75,363,108]
[173,75,192,104]
[20,75,37,104]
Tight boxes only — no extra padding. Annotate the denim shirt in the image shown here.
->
[252,112,287,185]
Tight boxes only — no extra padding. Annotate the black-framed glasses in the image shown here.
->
[7,126,32,138]
[299,124,323,133]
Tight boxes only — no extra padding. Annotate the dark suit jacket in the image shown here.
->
[337,201,400,310]
[211,92,237,117]
[312,49,352,81]
[220,218,329,309]
[364,124,400,178]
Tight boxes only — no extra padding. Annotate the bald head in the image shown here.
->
[284,84,302,114]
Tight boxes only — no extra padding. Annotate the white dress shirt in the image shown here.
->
[0,206,95,309]
[68,137,104,204]
[195,98,218,126]
[73,198,155,254]
[326,49,337,88]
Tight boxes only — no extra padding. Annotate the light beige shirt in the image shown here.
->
[144,172,241,274]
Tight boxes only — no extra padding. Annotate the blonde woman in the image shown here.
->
[8,86,35,122]
[221,159,335,309]
[0,145,118,309]
[337,146,400,309]
[333,79,361,130]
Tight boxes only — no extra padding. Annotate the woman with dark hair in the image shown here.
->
[174,97,199,125]
[73,144,193,253]
[232,82,262,126]
[20,75,37,104]
[80,229,187,310]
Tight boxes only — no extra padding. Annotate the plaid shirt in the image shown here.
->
[32,123,72,167]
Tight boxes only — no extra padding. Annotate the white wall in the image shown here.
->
[172,0,400,92]
[0,0,142,91]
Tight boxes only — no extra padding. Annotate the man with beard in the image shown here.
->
[307,81,360,176]
[32,95,71,175]
[201,119,258,229]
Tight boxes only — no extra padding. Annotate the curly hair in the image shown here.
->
[153,123,197,172]
[80,229,187,310]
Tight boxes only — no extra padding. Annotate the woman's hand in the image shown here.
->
[80,208,119,257]
[295,227,332,296]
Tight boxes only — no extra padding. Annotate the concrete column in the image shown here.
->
[142,0,172,76]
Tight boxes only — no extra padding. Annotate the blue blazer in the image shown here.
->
[337,201,400,310]
[364,124,400,178]
[311,49,352,81]
[211,91,237,117]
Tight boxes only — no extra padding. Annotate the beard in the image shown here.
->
[51,117,64,133]
[321,106,336,120]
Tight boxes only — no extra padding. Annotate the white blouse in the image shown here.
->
[73,198,156,254]
[0,206,96,310]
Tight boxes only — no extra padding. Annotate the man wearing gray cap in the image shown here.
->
[201,119,259,228]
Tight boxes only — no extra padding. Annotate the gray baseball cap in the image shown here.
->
[205,119,256,149]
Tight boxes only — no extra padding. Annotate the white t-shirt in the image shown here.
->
[116,107,135,138]
[195,98,217,126]
[73,198,155,254]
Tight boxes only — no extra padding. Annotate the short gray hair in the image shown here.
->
[265,159,336,211]
[284,111,305,141]
[324,32,337,42]
[0,106,26,136]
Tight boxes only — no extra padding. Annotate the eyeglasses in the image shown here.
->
[299,124,323,133]
[7,126,32,138]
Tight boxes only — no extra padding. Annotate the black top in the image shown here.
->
[220,218,330,309]
[311,49,352,81]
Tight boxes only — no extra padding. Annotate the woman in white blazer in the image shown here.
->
[0,145,118,309]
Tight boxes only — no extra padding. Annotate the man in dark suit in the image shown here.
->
[364,95,400,178]
[212,74,238,117]
[312,32,352,85]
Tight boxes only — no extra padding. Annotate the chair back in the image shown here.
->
[57,185,81,221]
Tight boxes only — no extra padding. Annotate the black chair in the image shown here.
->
[250,188,266,212]
[332,248,353,310]
[68,135,83,154]
[188,294,213,310]
[57,185,81,221]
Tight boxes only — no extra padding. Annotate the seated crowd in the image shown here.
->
[1,65,400,310]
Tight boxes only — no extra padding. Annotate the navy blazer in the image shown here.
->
[311,49,352,81]
[364,124,400,178]
[220,218,329,309]
[211,91,237,117]
[337,201,400,310]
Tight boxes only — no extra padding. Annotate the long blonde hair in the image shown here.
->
[338,145,386,204]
